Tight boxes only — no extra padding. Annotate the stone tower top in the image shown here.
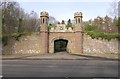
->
[40,11,49,17]
[74,12,82,18]
[40,11,49,32]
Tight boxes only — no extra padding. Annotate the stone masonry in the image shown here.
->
[83,34,118,54]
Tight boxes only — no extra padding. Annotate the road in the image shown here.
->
[2,59,118,77]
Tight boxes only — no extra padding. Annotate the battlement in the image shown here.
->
[50,23,73,32]
[74,12,82,18]
[40,11,49,17]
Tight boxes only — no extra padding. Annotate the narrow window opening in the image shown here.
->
[43,18,44,23]
[78,18,80,23]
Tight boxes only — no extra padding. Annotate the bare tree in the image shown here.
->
[108,0,118,18]
[118,1,120,17]
[49,16,57,24]
[1,0,40,48]
[104,15,112,33]
[2,1,20,34]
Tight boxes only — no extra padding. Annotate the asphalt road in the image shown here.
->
[2,59,118,77]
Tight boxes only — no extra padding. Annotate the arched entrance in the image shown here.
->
[54,39,68,53]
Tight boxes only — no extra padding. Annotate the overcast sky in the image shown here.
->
[17,0,119,21]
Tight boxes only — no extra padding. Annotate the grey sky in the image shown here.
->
[18,1,117,21]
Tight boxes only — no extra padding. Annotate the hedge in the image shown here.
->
[85,31,120,41]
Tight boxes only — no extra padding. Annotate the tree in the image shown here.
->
[1,0,39,46]
[61,20,65,24]
[17,10,39,33]
[108,0,118,18]
[1,1,21,46]
[104,15,112,33]
[2,1,20,34]
[96,16,104,32]
[110,16,118,33]
[88,19,92,25]
[49,16,57,24]
[118,17,120,33]
[48,16,57,30]
[66,19,72,29]
[29,10,38,32]
[118,1,120,17]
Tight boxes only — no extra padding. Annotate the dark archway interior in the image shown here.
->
[54,39,68,53]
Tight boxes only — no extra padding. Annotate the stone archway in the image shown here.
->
[54,39,68,53]
[49,37,72,54]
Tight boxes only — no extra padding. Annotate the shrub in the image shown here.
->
[2,35,8,46]
[2,32,32,46]
[85,31,120,41]
[84,24,96,31]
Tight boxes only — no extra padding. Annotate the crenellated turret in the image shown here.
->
[74,12,83,32]
[40,11,49,32]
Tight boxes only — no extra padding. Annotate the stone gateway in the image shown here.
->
[39,11,83,54]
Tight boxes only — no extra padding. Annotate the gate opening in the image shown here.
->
[54,39,68,53]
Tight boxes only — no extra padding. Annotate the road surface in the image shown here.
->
[2,59,118,77]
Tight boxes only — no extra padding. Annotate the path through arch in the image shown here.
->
[54,39,68,53]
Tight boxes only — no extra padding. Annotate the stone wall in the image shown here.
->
[2,38,15,55]
[2,33,44,55]
[14,33,42,54]
[83,34,119,54]
[2,33,119,55]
